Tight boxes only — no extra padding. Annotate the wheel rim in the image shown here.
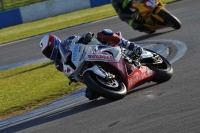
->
[151,56,169,70]
[96,75,119,88]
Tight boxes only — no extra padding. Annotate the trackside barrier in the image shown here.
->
[0,0,111,29]
[0,8,22,29]
[90,0,111,7]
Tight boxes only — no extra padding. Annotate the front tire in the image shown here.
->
[83,71,127,100]
[158,9,181,29]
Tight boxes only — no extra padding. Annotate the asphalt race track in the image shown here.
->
[1,0,200,132]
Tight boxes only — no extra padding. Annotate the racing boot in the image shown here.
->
[85,88,100,100]
[118,38,154,64]
[118,37,143,56]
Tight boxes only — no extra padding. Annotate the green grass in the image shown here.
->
[0,0,177,121]
[0,62,84,116]
[0,0,48,11]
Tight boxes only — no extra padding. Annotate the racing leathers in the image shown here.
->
[112,0,148,31]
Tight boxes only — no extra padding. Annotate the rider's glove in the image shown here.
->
[79,32,94,44]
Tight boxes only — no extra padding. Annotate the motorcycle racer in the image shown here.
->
[112,0,149,32]
[39,29,145,100]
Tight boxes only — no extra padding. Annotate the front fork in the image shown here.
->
[151,5,165,22]
[82,65,115,80]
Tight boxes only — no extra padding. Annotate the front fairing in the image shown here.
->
[132,0,160,14]
[84,45,122,62]
[59,36,85,77]
[61,37,124,80]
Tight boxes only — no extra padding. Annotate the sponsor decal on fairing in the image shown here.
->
[88,54,115,60]
[72,45,79,62]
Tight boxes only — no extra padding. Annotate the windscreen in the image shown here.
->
[59,38,72,62]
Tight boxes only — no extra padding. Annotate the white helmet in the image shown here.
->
[39,34,61,61]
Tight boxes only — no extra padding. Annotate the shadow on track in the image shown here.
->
[127,83,159,95]
[1,98,114,133]
[130,30,175,42]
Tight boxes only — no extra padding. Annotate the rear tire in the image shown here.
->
[145,49,173,83]
[83,71,127,100]
[158,9,181,29]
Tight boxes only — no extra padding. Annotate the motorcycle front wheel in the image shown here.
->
[83,71,127,100]
[158,9,181,29]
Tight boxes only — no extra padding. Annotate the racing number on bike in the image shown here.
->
[144,0,156,8]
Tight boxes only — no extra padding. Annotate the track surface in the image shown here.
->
[1,0,200,132]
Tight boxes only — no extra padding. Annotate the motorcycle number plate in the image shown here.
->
[144,0,156,8]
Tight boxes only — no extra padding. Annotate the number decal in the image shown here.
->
[144,0,156,8]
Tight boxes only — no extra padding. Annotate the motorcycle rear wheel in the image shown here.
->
[158,9,181,29]
[144,49,173,83]
[83,71,127,100]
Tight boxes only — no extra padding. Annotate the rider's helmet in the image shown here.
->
[39,34,61,61]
